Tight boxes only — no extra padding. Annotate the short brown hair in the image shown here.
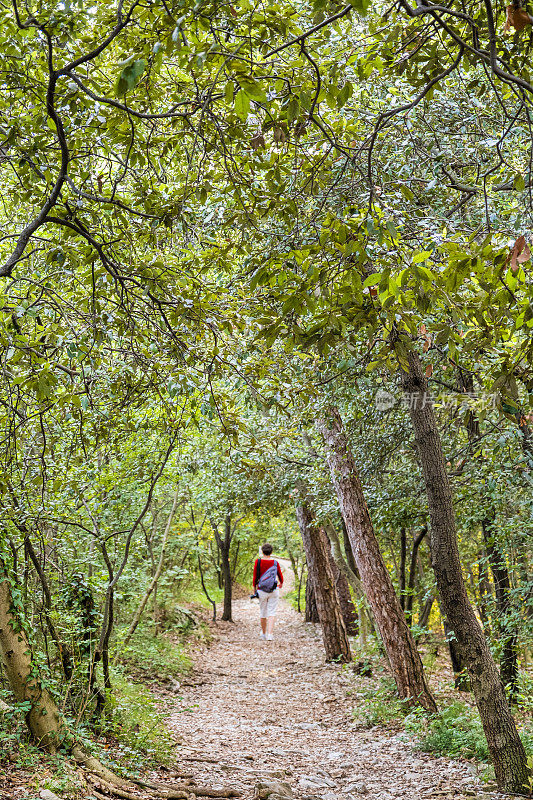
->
[261,542,273,556]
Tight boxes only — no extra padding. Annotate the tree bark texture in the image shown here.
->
[305,573,320,623]
[401,350,528,792]
[0,578,63,749]
[482,518,519,695]
[329,551,359,635]
[405,527,427,626]
[296,501,351,662]
[317,406,437,713]
[212,515,233,622]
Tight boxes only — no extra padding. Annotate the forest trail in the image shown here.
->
[167,580,492,800]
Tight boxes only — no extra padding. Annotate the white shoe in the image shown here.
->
[266,634,274,641]
[260,632,266,640]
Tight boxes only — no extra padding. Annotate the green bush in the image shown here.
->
[104,672,176,768]
[405,701,533,763]
[354,677,404,727]
[114,622,191,680]
[405,702,490,761]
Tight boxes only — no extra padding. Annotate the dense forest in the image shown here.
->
[1,0,533,796]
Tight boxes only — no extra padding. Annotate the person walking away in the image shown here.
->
[253,543,283,641]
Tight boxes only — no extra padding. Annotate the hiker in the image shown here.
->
[252,543,284,641]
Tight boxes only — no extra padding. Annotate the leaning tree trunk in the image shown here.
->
[329,552,359,635]
[296,500,351,662]
[0,577,63,749]
[305,573,320,623]
[0,569,130,787]
[317,407,436,713]
[322,521,358,635]
[325,519,374,647]
[401,349,528,792]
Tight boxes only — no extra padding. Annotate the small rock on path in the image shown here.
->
[167,591,497,800]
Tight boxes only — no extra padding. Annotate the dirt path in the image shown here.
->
[168,591,496,800]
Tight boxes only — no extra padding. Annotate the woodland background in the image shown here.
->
[1,0,533,794]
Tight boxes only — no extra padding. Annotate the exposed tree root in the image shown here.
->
[188,788,241,798]
[132,777,192,795]
[86,773,146,800]
[72,746,129,787]
[179,756,219,763]
[130,777,241,799]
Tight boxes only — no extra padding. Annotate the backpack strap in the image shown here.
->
[256,558,261,587]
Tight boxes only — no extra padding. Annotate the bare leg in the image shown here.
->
[267,616,276,635]
[261,617,267,634]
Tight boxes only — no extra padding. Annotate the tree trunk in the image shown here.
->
[0,577,63,749]
[405,527,427,626]
[329,553,358,635]
[399,528,407,610]
[332,520,374,647]
[305,573,320,623]
[322,520,361,635]
[296,500,351,662]
[482,518,519,696]
[401,349,528,792]
[317,407,436,712]
[212,514,233,622]
[418,593,435,629]
[341,517,357,576]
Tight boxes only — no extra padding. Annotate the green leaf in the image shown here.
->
[116,58,146,97]
[363,272,381,287]
[514,173,526,192]
[234,90,250,120]
[287,97,300,123]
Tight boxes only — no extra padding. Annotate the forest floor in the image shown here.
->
[167,574,503,800]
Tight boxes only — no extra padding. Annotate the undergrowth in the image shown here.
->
[114,621,192,681]
[353,674,533,766]
[104,671,176,768]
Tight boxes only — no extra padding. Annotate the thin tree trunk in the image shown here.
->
[317,407,436,712]
[482,517,519,696]
[405,527,427,626]
[400,349,528,792]
[418,593,435,629]
[198,551,217,622]
[323,520,365,636]
[399,528,407,610]
[117,488,179,658]
[24,533,74,680]
[212,515,233,622]
[296,500,351,662]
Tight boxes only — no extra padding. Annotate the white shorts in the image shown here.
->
[258,588,279,618]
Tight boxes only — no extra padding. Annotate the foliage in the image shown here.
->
[115,624,192,681]
[104,673,177,768]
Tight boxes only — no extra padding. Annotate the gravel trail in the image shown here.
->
[167,586,498,800]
